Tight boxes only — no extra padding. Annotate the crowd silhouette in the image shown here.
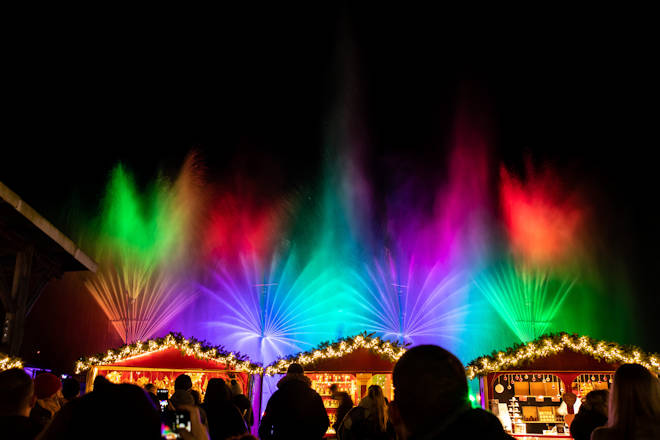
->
[1,344,659,439]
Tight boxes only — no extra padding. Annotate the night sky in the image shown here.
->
[3,9,658,351]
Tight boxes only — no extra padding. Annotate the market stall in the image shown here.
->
[466,333,660,438]
[75,332,262,398]
[265,333,408,437]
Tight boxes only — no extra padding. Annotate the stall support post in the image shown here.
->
[85,367,98,393]
[256,372,264,429]
[246,373,259,436]
[480,376,487,409]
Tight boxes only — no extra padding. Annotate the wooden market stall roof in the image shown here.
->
[266,333,408,375]
[1,181,97,355]
[466,333,660,380]
[0,182,97,273]
[75,333,263,374]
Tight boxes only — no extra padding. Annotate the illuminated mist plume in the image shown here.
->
[180,170,364,364]
[84,155,202,343]
[71,73,637,368]
[188,63,377,363]
[475,164,584,342]
[347,112,496,359]
[500,165,583,266]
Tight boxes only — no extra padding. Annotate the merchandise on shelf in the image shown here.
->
[467,333,655,437]
[490,373,568,436]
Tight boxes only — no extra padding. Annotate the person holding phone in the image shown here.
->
[176,405,210,440]
[29,373,62,431]
[165,392,210,440]
[157,389,171,413]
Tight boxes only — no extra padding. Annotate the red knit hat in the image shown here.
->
[34,373,62,399]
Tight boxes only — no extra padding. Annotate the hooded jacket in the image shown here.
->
[258,373,329,440]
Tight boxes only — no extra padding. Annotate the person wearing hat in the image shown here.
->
[258,363,329,440]
[29,372,62,430]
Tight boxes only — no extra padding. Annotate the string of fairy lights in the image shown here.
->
[75,333,263,375]
[0,352,23,371]
[265,333,408,376]
[466,333,660,380]
[72,332,660,382]
[74,332,407,377]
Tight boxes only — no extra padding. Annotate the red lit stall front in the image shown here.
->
[265,334,407,438]
[467,333,660,439]
[75,333,262,399]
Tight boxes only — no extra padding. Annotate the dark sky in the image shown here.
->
[3,9,658,349]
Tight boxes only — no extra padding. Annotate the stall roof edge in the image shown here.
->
[75,332,263,375]
[0,181,97,273]
[265,332,408,376]
[465,333,660,379]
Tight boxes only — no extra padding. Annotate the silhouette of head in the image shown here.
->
[0,368,35,416]
[393,345,468,435]
[174,374,193,391]
[287,363,304,374]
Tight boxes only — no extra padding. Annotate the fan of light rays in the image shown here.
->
[348,250,470,348]
[86,259,197,343]
[474,261,575,342]
[201,248,362,364]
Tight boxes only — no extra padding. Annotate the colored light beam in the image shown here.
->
[345,111,494,358]
[474,262,575,342]
[84,155,202,343]
[85,261,197,344]
[182,162,366,364]
[474,163,585,343]
[348,250,470,348]
[200,248,360,363]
